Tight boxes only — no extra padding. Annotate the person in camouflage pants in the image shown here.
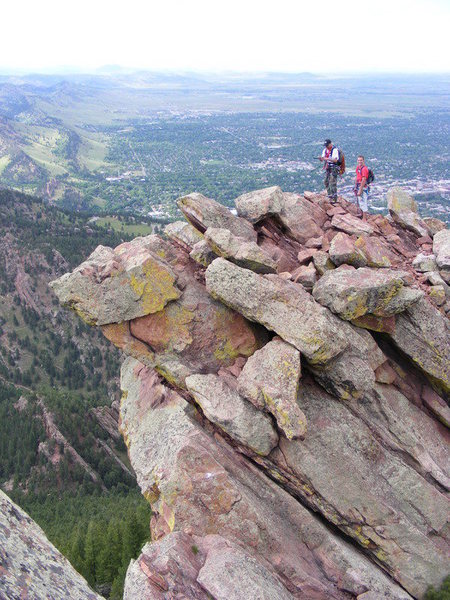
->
[321,139,340,202]
[324,168,338,201]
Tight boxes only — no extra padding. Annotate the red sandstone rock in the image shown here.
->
[375,361,397,384]
[297,249,317,264]
[53,185,450,600]
[352,314,397,334]
[417,235,433,245]
[305,236,323,248]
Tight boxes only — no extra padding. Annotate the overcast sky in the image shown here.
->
[2,0,449,73]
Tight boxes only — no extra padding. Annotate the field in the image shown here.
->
[93,216,157,236]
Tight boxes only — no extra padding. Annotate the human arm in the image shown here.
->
[358,177,367,195]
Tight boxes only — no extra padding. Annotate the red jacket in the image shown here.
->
[356,165,369,185]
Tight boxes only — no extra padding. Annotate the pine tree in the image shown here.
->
[69,526,85,575]
[84,520,99,586]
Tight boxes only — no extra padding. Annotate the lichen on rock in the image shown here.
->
[51,185,449,600]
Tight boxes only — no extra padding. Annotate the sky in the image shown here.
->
[2,0,450,73]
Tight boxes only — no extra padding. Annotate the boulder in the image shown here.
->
[412,252,438,272]
[305,236,323,248]
[0,490,101,600]
[390,297,450,392]
[351,314,397,334]
[441,270,450,284]
[387,187,428,236]
[185,373,279,456]
[423,216,446,237]
[354,235,393,267]
[189,239,217,266]
[297,249,317,264]
[128,275,262,386]
[312,267,423,320]
[234,185,285,223]
[98,247,263,387]
[291,263,317,290]
[313,250,336,275]
[237,338,306,440]
[277,193,328,244]
[329,232,368,267]
[125,532,295,600]
[433,228,450,270]
[425,270,448,288]
[374,361,397,383]
[206,258,384,399]
[428,285,446,306]
[177,192,257,241]
[330,213,374,236]
[165,221,204,250]
[50,238,181,326]
[206,258,348,366]
[204,227,277,274]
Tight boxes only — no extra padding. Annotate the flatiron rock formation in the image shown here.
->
[0,490,102,599]
[52,187,450,599]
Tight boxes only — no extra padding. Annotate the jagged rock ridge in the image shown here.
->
[51,186,450,600]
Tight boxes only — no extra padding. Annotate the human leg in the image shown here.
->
[359,189,369,213]
[324,171,330,194]
[328,170,338,202]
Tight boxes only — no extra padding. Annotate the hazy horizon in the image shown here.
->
[1,66,449,77]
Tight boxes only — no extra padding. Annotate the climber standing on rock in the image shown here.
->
[354,155,370,221]
[320,139,340,203]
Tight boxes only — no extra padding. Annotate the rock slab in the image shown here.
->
[0,490,101,600]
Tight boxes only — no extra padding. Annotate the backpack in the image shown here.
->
[332,147,346,175]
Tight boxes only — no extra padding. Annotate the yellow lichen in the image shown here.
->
[128,258,180,315]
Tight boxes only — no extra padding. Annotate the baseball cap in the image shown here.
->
[324,139,332,146]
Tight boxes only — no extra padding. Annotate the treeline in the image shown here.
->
[0,187,153,598]
[0,188,129,269]
[0,381,134,498]
[0,382,45,485]
[17,490,151,598]
[1,300,120,395]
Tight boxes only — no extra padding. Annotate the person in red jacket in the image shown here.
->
[354,155,370,220]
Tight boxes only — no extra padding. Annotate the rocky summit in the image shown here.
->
[51,186,450,600]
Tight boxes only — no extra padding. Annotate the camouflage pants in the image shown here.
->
[324,169,338,201]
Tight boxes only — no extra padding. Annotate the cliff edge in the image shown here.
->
[51,186,450,599]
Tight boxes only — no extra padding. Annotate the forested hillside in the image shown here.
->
[0,188,150,597]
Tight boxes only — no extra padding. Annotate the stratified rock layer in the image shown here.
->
[120,358,413,600]
[0,490,101,600]
[53,186,450,600]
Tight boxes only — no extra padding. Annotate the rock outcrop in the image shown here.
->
[51,186,450,600]
[0,490,101,600]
